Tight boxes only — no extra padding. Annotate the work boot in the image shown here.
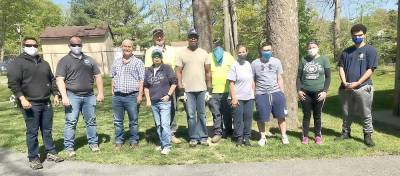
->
[235,137,243,147]
[29,158,43,170]
[211,135,222,143]
[335,132,351,140]
[364,133,375,147]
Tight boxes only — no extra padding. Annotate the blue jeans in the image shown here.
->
[112,94,139,144]
[64,91,98,150]
[186,91,208,141]
[151,101,172,149]
[21,101,57,161]
[232,99,254,140]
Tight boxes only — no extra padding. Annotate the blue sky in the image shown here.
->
[52,0,397,20]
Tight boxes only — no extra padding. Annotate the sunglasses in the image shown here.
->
[24,44,38,48]
[69,44,82,47]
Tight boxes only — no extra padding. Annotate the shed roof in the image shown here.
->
[40,26,110,39]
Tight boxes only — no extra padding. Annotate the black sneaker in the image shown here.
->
[47,153,64,163]
[364,133,375,147]
[29,158,43,170]
[235,137,243,147]
[335,132,351,140]
[244,139,251,147]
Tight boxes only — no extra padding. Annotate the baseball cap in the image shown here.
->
[151,49,163,59]
[187,28,199,37]
[152,29,164,36]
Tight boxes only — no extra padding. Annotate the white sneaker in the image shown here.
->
[282,134,290,145]
[155,146,162,151]
[258,138,267,146]
[266,131,273,137]
[160,148,171,155]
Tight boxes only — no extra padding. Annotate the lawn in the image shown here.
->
[0,68,399,165]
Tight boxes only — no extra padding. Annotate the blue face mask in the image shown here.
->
[261,51,272,62]
[352,37,364,44]
[212,46,224,65]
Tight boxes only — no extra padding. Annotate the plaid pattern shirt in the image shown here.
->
[111,55,145,93]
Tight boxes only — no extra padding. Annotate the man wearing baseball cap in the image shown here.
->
[144,29,181,144]
[176,28,212,147]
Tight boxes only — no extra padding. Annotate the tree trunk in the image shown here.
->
[333,0,341,62]
[192,0,212,52]
[394,0,400,116]
[230,0,238,51]
[223,0,233,53]
[266,0,300,129]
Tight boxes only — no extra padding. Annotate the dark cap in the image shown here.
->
[151,49,163,59]
[152,29,164,36]
[187,28,199,37]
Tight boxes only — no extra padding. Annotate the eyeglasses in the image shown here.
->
[24,44,38,48]
[70,44,82,47]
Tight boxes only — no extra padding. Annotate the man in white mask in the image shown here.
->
[56,36,104,157]
[7,37,64,169]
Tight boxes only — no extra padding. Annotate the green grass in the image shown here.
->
[0,67,399,165]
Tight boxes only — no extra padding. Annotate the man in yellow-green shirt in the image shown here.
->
[207,40,235,143]
[144,29,181,144]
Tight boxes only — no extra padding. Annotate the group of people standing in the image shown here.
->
[7,23,377,170]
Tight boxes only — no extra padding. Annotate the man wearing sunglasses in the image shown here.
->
[56,36,104,157]
[7,37,64,170]
[336,24,378,147]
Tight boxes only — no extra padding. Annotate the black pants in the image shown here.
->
[300,91,324,137]
[207,93,233,136]
[232,99,254,140]
[21,101,57,161]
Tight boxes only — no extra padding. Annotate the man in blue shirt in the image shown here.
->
[336,24,378,147]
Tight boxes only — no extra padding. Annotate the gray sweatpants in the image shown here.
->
[339,85,374,134]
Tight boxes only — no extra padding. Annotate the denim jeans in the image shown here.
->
[21,101,57,161]
[151,101,172,149]
[112,94,139,144]
[170,92,177,134]
[207,93,233,136]
[232,99,254,140]
[64,91,98,150]
[186,91,208,141]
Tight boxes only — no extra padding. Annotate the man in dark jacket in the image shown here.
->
[7,37,64,170]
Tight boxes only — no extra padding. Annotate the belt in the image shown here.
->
[114,91,138,96]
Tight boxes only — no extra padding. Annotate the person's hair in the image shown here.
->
[260,41,272,50]
[350,24,367,35]
[22,37,37,44]
[236,44,248,52]
[69,36,82,44]
[307,40,319,47]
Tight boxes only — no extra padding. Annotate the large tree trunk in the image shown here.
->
[230,0,238,51]
[192,0,212,52]
[394,0,400,116]
[333,0,341,62]
[223,0,233,53]
[267,0,300,129]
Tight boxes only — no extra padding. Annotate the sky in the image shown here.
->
[51,0,398,20]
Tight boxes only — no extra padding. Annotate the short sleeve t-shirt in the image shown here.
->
[251,57,283,95]
[227,61,254,100]
[299,55,330,92]
[209,51,236,93]
[175,47,210,92]
[338,44,378,89]
[56,53,100,96]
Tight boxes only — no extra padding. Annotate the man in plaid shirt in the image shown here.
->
[111,39,145,150]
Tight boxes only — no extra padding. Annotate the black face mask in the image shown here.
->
[237,54,247,65]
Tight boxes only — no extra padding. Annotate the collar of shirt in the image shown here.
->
[117,55,137,65]
[70,52,83,60]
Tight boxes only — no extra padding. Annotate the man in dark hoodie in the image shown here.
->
[7,37,64,170]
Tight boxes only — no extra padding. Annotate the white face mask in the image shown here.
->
[307,48,319,57]
[69,46,82,55]
[24,47,38,56]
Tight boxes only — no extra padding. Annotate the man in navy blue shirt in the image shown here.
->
[336,24,378,147]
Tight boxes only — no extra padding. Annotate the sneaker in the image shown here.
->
[258,138,267,146]
[171,136,182,144]
[89,144,100,152]
[189,140,197,147]
[364,133,375,147]
[301,136,309,145]
[29,158,43,170]
[65,149,76,158]
[130,143,139,149]
[235,137,243,147]
[46,153,64,163]
[155,146,162,151]
[315,136,322,145]
[211,135,222,143]
[282,134,290,145]
[244,139,251,147]
[115,143,123,151]
[200,140,209,146]
[265,131,273,137]
[160,148,171,155]
[335,132,351,140]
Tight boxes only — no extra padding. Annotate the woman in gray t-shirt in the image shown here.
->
[227,45,255,147]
